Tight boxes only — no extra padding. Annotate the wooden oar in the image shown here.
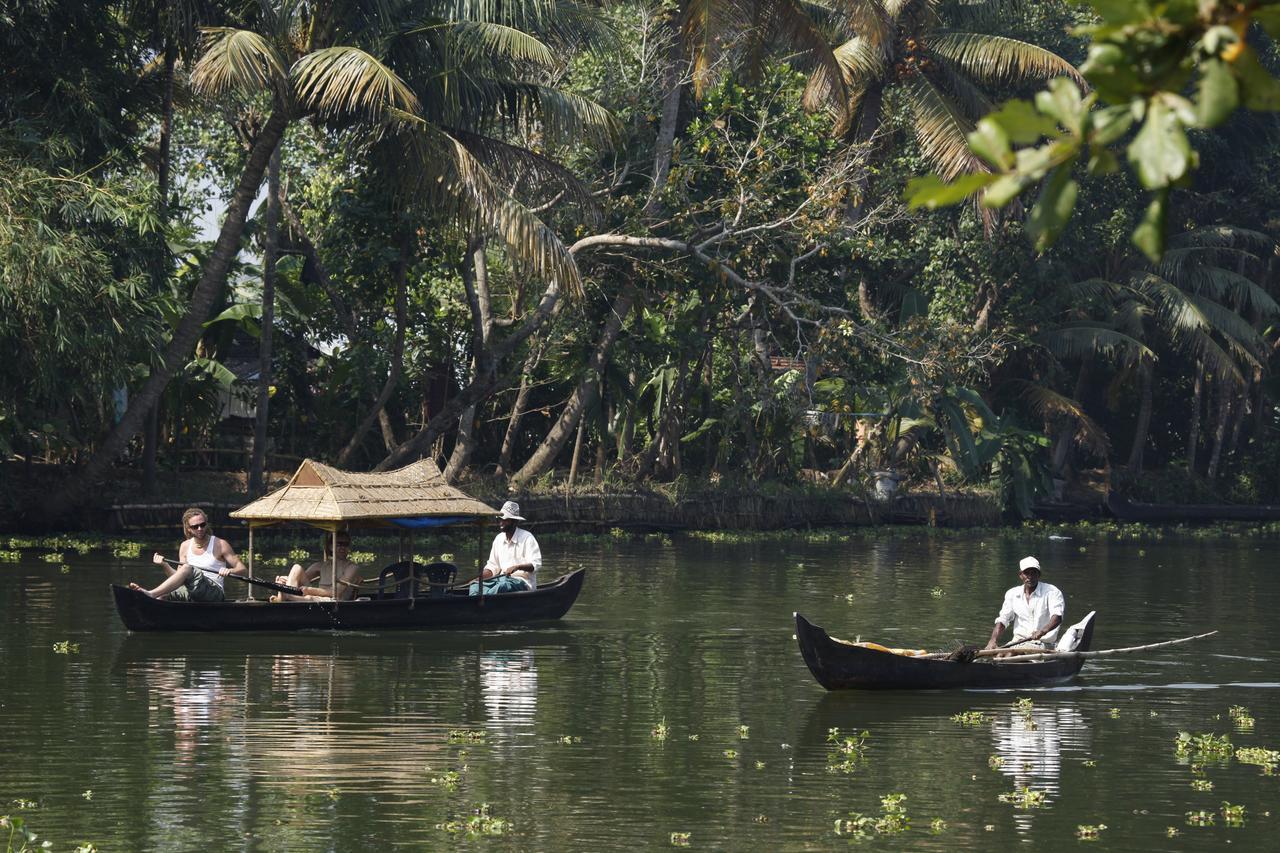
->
[152,554,304,597]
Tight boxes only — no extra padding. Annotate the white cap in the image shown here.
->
[1019,556,1041,572]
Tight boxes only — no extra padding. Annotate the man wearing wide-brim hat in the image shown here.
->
[984,556,1066,650]
[470,501,542,595]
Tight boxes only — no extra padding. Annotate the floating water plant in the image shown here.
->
[834,793,909,838]
[754,761,765,770]
[753,815,769,824]
[1221,802,1245,826]
[1166,827,1180,837]
[951,710,987,726]
[52,641,79,655]
[737,725,749,739]
[1075,823,1107,840]
[929,587,944,598]
[0,550,18,562]
[686,734,699,742]
[1190,779,1214,791]
[1185,810,1215,826]
[930,818,947,833]
[288,548,310,560]
[826,728,869,774]
[651,719,669,741]
[723,749,738,759]
[81,791,92,801]
[1235,746,1280,772]
[1012,697,1034,715]
[110,542,142,558]
[557,735,582,744]
[59,564,70,574]
[436,804,510,836]
[40,552,65,563]
[0,815,44,850]
[429,768,464,792]
[669,832,691,846]
[1228,706,1255,730]
[1108,708,1120,718]
[988,755,1005,769]
[1175,731,1233,760]
[998,787,1047,808]
[446,729,486,743]
[348,551,376,564]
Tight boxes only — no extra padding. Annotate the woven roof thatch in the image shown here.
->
[230,459,495,527]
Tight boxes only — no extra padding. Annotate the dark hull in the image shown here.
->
[794,612,1095,690]
[1107,492,1280,523]
[112,570,584,632]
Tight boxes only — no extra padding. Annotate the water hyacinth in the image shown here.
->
[1075,823,1107,840]
[1174,732,1233,761]
[951,710,987,726]
[435,804,509,836]
[1235,746,1279,773]
[998,787,1047,808]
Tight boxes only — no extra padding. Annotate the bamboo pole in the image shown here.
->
[975,631,1219,663]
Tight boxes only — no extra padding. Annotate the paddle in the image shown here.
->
[152,553,304,597]
[922,630,1219,662]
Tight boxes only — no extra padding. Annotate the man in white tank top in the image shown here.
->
[129,507,246,601]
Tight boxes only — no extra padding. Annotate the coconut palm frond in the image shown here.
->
[763,0,847,114]
[1112,298,1152,339]
[1060,277,1126,305]
[392,110,582,299]
[1168,224,1274,252]
[1186,294,1269,362]
[1175,265,1280,317]
[503,84,619,147]
[930,32,1085,87]
[1041,325,1152,366]
[448,128,598,216]
[452,21,557,65]
[930,55,994,119]
[833,36,885,85]
[1181,327,1247,386]
[191,27,289,98]
[1154,246,1258,283]
[292,46,420,119]
[1011,379,1110,458]
[902,72,985,179]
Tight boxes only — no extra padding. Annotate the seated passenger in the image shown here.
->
[273,531,361,601]
[469,501,540,595]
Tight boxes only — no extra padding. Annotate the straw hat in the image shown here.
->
[498,501,526,522]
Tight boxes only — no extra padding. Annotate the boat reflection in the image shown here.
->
[481,649,539,731]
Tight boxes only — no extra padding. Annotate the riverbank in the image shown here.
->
[0,462,1003,532]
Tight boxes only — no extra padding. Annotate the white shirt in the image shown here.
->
[996,581,1065,642]
[484,527,542,589]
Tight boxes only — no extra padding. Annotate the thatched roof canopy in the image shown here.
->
[230,459,495,528]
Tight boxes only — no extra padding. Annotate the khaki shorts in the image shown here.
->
[167,574,226,602]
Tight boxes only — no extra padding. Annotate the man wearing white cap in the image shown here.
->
[470,501,542,595]
[985,556,1065,650]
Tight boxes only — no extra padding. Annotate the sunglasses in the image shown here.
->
[189,521,208,530]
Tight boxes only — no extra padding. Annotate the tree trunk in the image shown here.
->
[1207,384,1233,480]
[1187,358,1204,473]
[336,231,412,467]
[42,109,288,519]
[643,29,685,216]
[142,42,177,496]
[567,414,586,488]
[444,242,493,483]
[1126,360,1154,473]
[249,144,282,495]
[495,345,543,476]
[510,287,636,487]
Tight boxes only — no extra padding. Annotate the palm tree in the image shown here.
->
[805,0,1083,183]
[46,0,615,516]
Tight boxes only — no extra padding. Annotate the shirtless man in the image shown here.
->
[130,507,246,601]
[272,530,361,601]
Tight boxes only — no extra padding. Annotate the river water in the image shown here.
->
[0,528,1276,851]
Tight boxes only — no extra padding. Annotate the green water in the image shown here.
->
[1,530,1277,850]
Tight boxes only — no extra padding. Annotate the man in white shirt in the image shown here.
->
[470,501,542,595]
[985,556,1065,650]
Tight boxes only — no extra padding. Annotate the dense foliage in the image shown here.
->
[3,0,1279,521]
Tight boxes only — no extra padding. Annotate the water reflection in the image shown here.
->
[991,703,1089,834]
[481,649,539,729]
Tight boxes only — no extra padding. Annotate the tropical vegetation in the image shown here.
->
[3,0,1280,525]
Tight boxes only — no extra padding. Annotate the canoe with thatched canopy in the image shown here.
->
[111,458,585,632]
[794,611,1096,690]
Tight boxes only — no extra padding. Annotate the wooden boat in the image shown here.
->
[112,568,584,632]
[1106,491,1280,523]
[794,611,1096,690]
[114,458,585,632]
